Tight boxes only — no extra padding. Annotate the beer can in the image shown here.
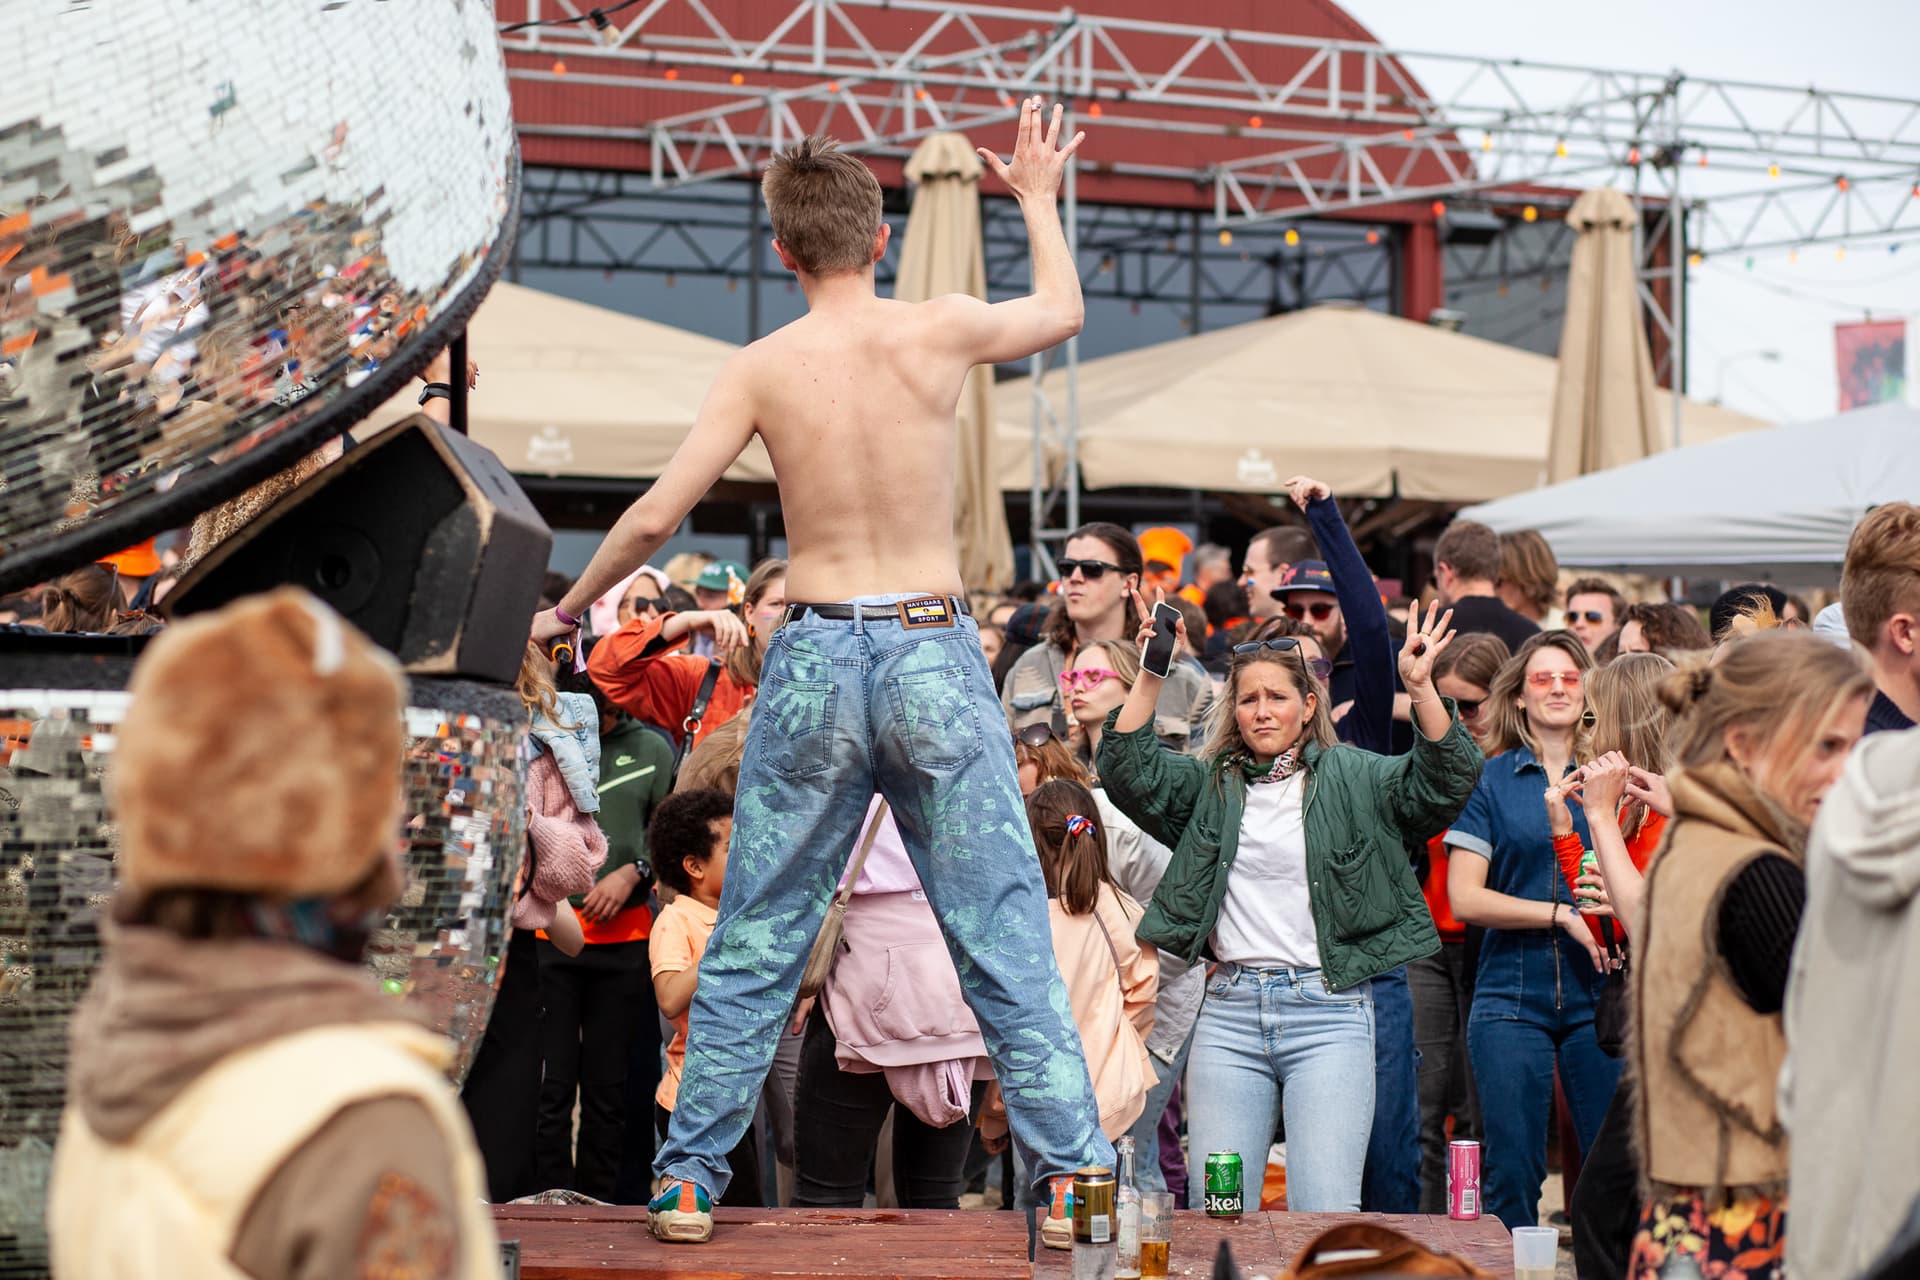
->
[1447,1140,1481,1220]
[1577,849,1600,901]
[1073,1167,1117,1246]
[1203,1151,1244,1217]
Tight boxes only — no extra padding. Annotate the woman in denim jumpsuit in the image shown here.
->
[1447,631,1619,1230]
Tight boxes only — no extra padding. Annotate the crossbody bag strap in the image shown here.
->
[670,656,724,779]
[836,800,890,909]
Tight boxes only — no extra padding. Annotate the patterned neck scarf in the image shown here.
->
[1232,743,1304,784]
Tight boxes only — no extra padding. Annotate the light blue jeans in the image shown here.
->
[1184,963,1376,1212]
[654,597,1110,1200]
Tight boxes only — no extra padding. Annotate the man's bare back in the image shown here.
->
[534,100,1085,642]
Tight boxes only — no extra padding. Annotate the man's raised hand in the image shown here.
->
[978,97,1084,203]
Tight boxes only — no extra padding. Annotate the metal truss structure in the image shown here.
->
[499,0,1920,567]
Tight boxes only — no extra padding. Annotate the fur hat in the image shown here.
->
[112,587,408,900]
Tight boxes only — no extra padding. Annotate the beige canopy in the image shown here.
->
[1548,188,1666,481]
[892,133,1015,592]
[370,280,775,482]
[375,279,1044,491]
[994,303,1766,503]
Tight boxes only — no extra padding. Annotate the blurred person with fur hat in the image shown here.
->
[48,588,503,1280]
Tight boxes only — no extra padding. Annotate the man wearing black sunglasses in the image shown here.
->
[1002,522,1209,749]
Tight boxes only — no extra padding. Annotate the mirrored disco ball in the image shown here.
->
[0,0,517,594]
[0,673,525,1279]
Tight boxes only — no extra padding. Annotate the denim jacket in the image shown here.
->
[529,692,602,816]
[1095,703,1483,992]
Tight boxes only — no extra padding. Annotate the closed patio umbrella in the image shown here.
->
[1547,188,1665,482]
[892,132,1015,594]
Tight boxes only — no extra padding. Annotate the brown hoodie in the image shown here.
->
[66,925,472,1280]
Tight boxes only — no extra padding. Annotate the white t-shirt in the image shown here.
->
[1209,774,1320,969]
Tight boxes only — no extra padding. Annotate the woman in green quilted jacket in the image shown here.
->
[1094,595,1482,1212]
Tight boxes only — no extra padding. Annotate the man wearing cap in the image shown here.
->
[688,561,746,657]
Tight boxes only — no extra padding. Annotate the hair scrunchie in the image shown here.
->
[1065,813,1097,839]
[1689,667,1714,701]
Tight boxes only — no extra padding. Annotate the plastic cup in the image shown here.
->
[1512,1225,1558,1280]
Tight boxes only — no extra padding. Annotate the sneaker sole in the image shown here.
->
[649,1216,713,1244]
[1040,1221,1072,1251]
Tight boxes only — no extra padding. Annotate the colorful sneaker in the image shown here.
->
[1040,1175,1074,1251]
[647,1179,713,1244]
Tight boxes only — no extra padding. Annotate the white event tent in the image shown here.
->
[1457,402,1920,584]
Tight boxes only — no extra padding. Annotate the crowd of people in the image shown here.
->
[20,478,1920,1279]
[23,112,1920,1280]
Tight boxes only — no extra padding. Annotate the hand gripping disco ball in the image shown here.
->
[0,0,518,593]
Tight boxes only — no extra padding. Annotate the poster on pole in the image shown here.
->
[1836,320,1908,411]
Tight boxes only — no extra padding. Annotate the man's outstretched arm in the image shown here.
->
[531,357,755,643]
[935,98,1086,367]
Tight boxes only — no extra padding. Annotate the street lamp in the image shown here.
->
[1712,348,1781,405]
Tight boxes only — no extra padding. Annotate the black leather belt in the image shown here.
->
[784,596,971,624]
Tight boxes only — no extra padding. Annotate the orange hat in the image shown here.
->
[99,537,161,578]
[1137,527,1194,573]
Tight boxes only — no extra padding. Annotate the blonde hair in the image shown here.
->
[727,557,789,690]
[761,136,884,276]
[516,641,566,727]
[1498,529,1560,617]
[1198,643,1338,765]
[1075,637,1142,689]
[1842,502,1920,649]
[1659,631,1872,780]
[1484,630,1595,761]
[1588,651,1676,839]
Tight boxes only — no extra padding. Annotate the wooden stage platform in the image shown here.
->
[493,1205,1514,1279]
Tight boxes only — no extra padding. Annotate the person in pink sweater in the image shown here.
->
[983,778,1158,1249]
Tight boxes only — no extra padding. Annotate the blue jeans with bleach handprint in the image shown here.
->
[654,596,1111,1200]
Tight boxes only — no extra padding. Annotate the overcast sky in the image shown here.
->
[1339,0,1920,423]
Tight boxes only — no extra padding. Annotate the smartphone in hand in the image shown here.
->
[1142,600,1182,679]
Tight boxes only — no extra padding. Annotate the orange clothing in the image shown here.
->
[1178,585,1205,608]
[580,901,652,946]
[649,894,718,1112]
[587,612,753,749]
[1553,808,1668,945]
[1421,835,1466,943]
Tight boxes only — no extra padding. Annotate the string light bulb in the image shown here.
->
[1088,102,1103,117]
[664,67,679,80]
[1768,162,1780,179]
[552,59,568,75]
[731,71,745,85]
[1627,145,1641,165]
[1687,251,1703,267]
[1836,176,1850,191]
[1836,245,1847,261]
[1217,228,1233,247]
[1522,205,1538,223]
[1431,200,1447,218]
[1555,139,1568,158]
[914,87,928,100]
[1697,150,1708,168]
[1248,115,1263,129]
[1284,228,1300,246]
[1365,230,1380,245]
[1481,132,1494,152]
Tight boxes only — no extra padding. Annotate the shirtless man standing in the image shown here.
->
[531,101,1109,1245]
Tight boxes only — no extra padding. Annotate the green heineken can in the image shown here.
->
[1204,1151,1244,1217]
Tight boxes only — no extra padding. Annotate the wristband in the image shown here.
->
[417,381,452,405]
[554,602,580,628]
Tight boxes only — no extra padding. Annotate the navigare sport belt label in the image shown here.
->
[899,597,955,628]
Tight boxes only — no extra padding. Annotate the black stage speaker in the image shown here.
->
[166,416,551,683]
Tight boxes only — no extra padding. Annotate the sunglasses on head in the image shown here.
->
[1282,599,1336,622]
[1231,636,1334,682]
[1573,610,1608,624]
[1015,723,1059,749]
[1059,667,1121,692]
[1056,559,1126,582]
[1527,670,1583,689]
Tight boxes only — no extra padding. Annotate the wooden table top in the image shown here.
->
[492,1206,1513,1279]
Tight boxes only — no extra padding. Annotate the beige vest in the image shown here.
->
[49,1022,501,1280]
[1632,768,1795,1198]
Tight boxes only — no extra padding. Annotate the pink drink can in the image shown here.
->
[1447,1140,1481,1220]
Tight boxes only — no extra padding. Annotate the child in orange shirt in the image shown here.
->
[647,789,764,1208]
